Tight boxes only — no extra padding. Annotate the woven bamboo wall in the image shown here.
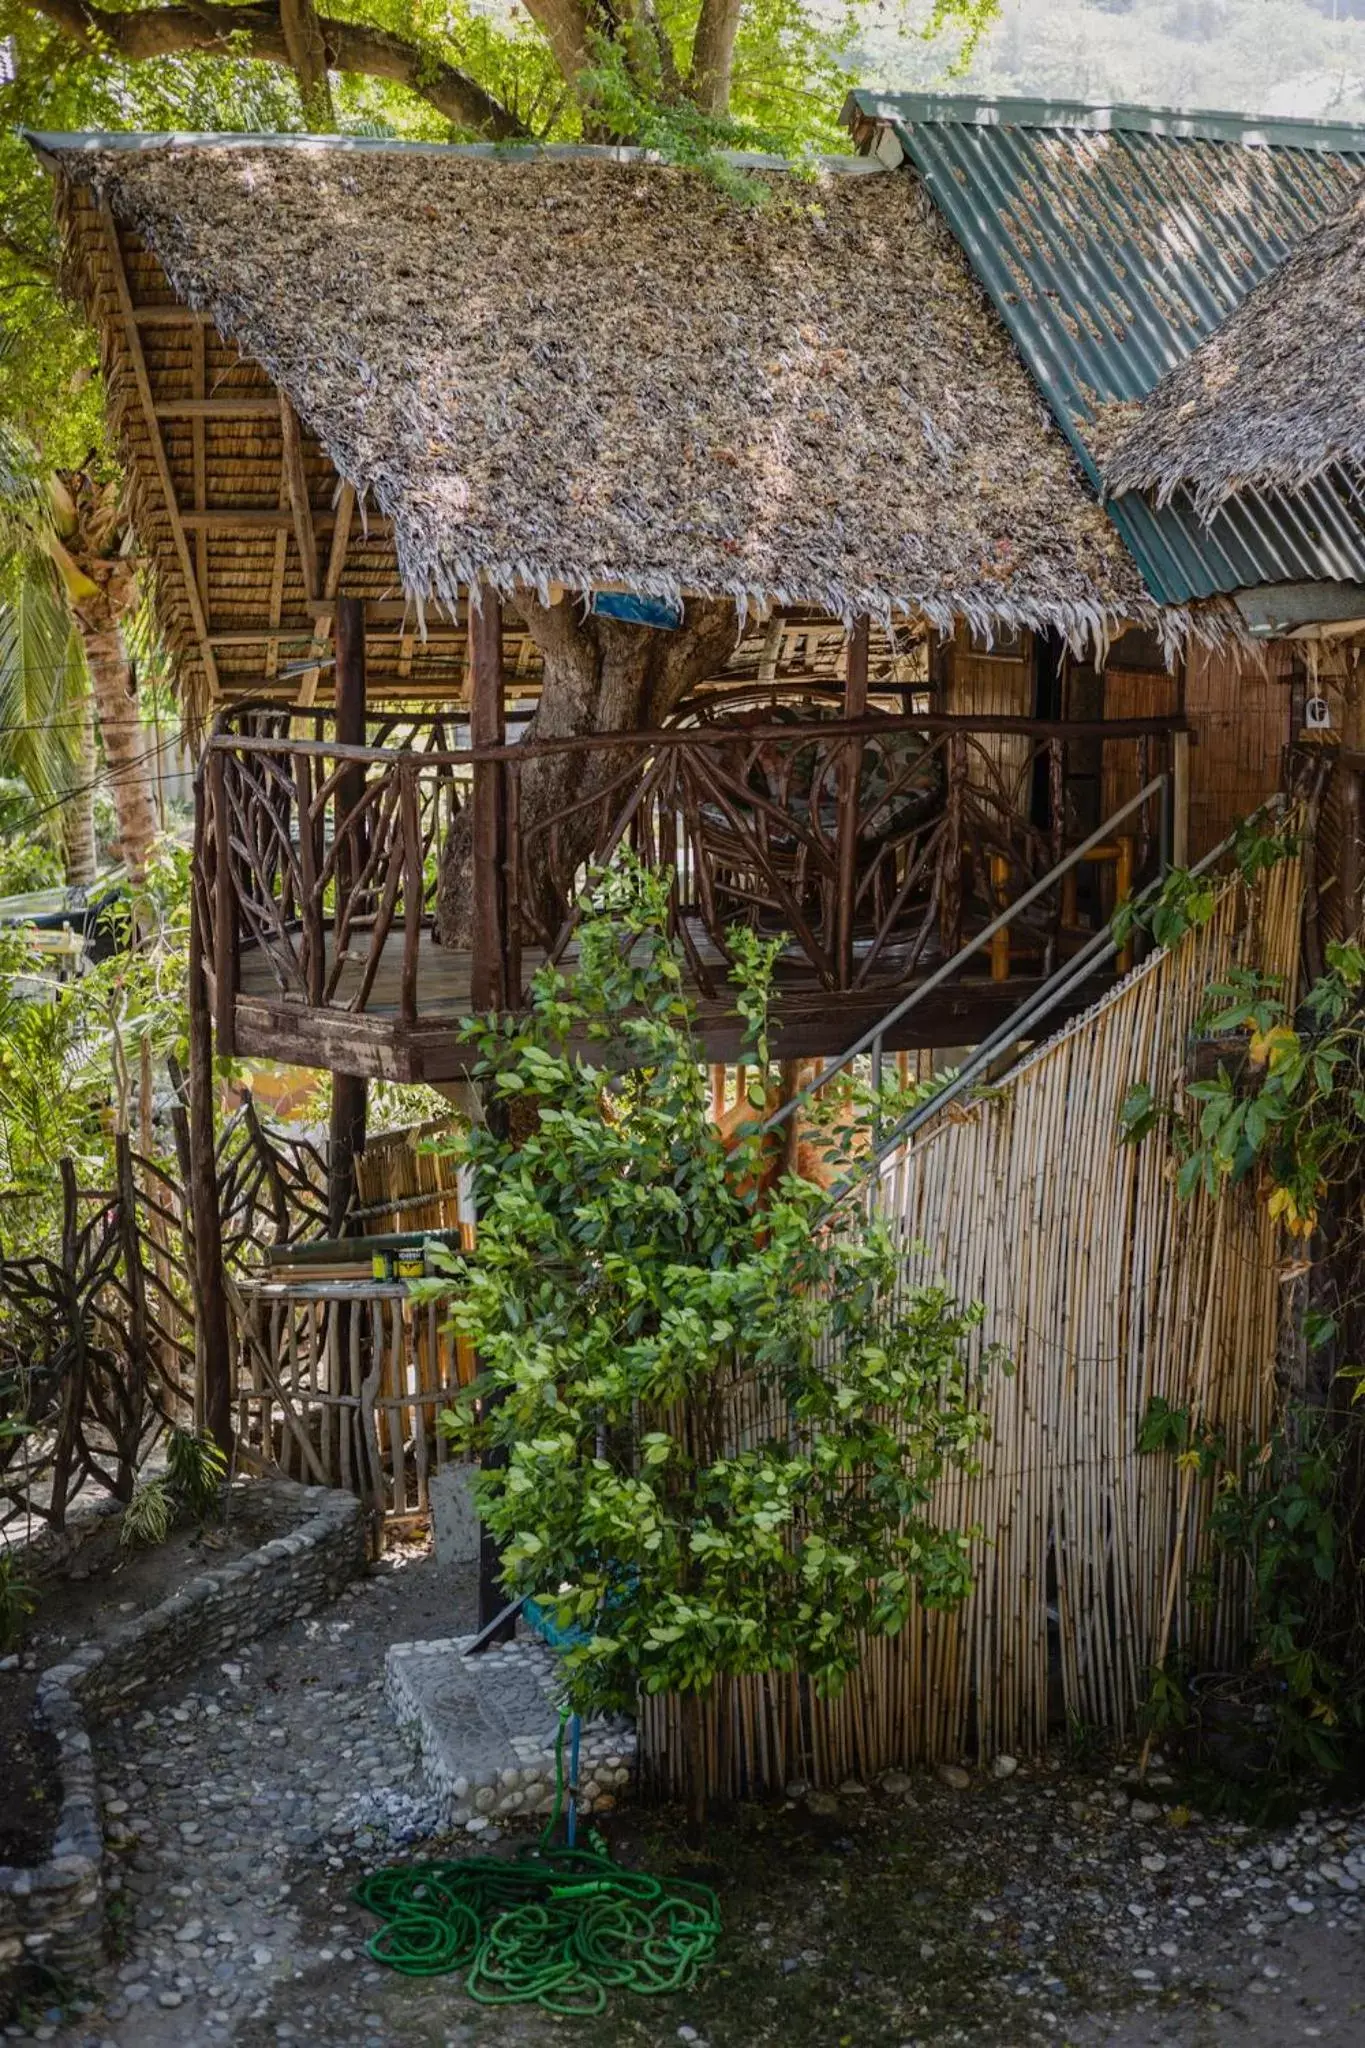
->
[1099,660,1179,823]
[1185,643,1292,859]
[944,630,1035,802]
[640,854,1303,1794]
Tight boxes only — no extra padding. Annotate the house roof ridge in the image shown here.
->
[844,89,1365,154]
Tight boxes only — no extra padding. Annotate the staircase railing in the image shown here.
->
[761,773,1171,1148]
[810,793,1284,1218]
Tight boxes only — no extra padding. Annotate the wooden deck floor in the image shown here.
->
[233,927,1112,1080]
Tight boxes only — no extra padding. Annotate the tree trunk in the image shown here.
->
[81,624,158,881]
[436,595,738,948]
[61,689,98,888]
[682,1687,709,1846]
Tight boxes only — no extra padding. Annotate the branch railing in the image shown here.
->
[200,711,1188,1033]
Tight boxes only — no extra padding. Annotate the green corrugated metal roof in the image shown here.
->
[844,91,1365,606]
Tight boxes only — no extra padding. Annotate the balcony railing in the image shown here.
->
[197,708,1186,1052]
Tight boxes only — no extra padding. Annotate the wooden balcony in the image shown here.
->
[196,707,1188,1078]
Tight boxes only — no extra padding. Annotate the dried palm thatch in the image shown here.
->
[1106,186,1365,516]
[39,137,1150,660]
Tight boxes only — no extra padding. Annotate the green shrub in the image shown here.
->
[430,860,999,1828]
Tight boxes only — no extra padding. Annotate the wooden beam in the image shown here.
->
[279,395,320,604]
[264,473,290,687]
[154,398,280,418]
[101,203,220,699]
[324,484,356,601]
[469,584,506,1012]
[179,508,379,533]
[190,319,208,618]
[180,508,295,531]
[132,305,216,326]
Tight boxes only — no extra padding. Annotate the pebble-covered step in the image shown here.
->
[384,1635,636,1834]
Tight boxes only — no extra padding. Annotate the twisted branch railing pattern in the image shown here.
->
[201,711,1176,1023]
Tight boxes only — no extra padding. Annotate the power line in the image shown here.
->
[3,726,190,837]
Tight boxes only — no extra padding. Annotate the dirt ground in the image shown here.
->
[10,1540,1365,2048]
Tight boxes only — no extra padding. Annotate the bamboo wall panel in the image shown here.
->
[1185,643,1292,859]
[353,1119,466,1237]
[641,855,1303,1795]
[1100,663,1178,824]
[945,634,1034,801]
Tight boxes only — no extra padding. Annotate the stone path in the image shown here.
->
[14,1540,472,2048]
[12,1537,1365,2048]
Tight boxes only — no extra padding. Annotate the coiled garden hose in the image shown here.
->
[353,1709,720,2014]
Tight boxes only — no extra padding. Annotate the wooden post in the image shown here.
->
[328,1074,367,1238]
[989,854,1011,982]
[187,801,233,1456]
[469,584,507,1012]
[334,594,368,899]
[330,594,368,1237]
[208,746,237,1057]
[835,617,870,988]
[1172,729,1190,869]
[1341,767,1363,935]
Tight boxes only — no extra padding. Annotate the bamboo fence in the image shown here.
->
[641,852,1304,1795]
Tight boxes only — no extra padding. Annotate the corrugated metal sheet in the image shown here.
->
[846,93,1365,605]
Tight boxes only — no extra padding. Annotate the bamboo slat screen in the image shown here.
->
[352,1118,467,1237]
[1185,643,1292,860]
[641,853,1303,1796]
[944,630,1034,799]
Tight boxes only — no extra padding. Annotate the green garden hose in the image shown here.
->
[353,1713,720,2015]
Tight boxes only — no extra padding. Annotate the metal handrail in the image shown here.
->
[760,774,1170,1139]
[824,793,1286,1211]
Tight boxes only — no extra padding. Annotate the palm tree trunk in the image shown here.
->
[61,689,97,888]
[81,624,157,880]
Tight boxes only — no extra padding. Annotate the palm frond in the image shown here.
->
[0,554,88,814]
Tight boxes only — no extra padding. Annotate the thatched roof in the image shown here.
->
[1105,186,1365,515]
[38,136,1149,681]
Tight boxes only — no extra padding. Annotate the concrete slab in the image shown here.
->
[428,1465,480,1569]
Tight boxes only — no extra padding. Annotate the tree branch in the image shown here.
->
[279,0,336,130]
[26,0,529,141]
[687,0,741,116]
[517,0,595,89]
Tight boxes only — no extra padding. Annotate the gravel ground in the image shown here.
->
[12,1541,1365,2048]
